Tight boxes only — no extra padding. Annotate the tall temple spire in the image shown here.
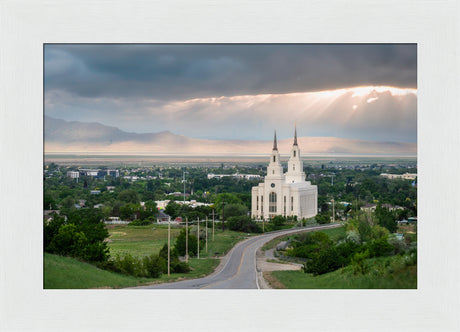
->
[293,124,298,146]
[273,130,278,151]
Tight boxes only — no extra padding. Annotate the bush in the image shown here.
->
[143,254,167,278]
[129,219,152,226]
[115,254,144,277]
[227,216,262,233]
[304,246,341,276]
[172,261,191,273]
[351,250,370,275]
[367,237,393,257]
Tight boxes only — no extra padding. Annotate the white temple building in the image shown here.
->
[251,127,317,220]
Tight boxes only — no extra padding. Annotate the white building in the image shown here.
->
[67,171,79,179]
[380,173,417,180]
[251,128,317,220]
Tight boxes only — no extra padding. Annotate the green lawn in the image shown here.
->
[107,225,182,258]
[107,224,254,259]
[269,255,417,289]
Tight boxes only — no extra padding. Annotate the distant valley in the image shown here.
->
[44,116,417,156]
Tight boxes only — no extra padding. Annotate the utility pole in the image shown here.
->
[185,217,188,263]
[222,201,226,232]
[167,217,170,276]
[205,216,208,253]
[262,218,264,233]
[212,209,215,241]
[183,168,186,204]
[197,218,200,259]
[332,198,335,223]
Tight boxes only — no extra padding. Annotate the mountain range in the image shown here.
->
[44,116,416,156]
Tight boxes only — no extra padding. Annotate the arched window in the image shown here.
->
[269,192,277,213]
[293,150,296,157]
[273,156,276,162]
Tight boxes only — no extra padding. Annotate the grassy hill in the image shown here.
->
[44,253,155,289]
[267,255,417,289]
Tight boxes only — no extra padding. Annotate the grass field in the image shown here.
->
[106,225,182,258]
[268,255,417,289]
[44,253,220,289]
[106,224,255,259]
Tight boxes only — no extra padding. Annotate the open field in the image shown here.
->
[106,224,256,259]
[106,225,182,258]
[268,255,417,289]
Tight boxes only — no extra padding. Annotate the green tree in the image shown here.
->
[174,228,198,257]
[375,204,397,233]
[226,216,262,233]
[118,189,139,204]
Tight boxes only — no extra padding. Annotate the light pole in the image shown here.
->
[185,216,188,263]
[197,217,200,259]
[183,168,187,204]
[222,201,226,232]
[205,216,208,253]
[167,217,171,276]
[212,209,215,241]
[332,198,335,223]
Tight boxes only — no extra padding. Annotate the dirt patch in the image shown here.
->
[263,271,286,289]
[109,231,127,237]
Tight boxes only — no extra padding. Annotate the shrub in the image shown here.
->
[346,230,361,244]
[227,216,262,233]
[388,235,408,255]
[304,246,341,276]
[172,261,191,273]
[143,254,167,278]
[351,250,370,275]
[129,219,152,226]
[367,236,393,257]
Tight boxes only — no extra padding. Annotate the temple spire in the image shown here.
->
[273,130,278,151]
[293,124,298,146]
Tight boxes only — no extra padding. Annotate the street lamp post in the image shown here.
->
[205,216,208,253]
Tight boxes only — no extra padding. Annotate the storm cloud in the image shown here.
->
[44,44,417,143]
[45,44,416,100]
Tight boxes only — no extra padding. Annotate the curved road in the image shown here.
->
[137,223,342,289]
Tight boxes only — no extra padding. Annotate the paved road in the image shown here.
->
[136,223,342,289]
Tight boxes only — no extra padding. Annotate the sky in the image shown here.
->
[44,44,417,142]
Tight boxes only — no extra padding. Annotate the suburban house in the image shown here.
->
[360,203,377,213]
[157,210,171,224]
